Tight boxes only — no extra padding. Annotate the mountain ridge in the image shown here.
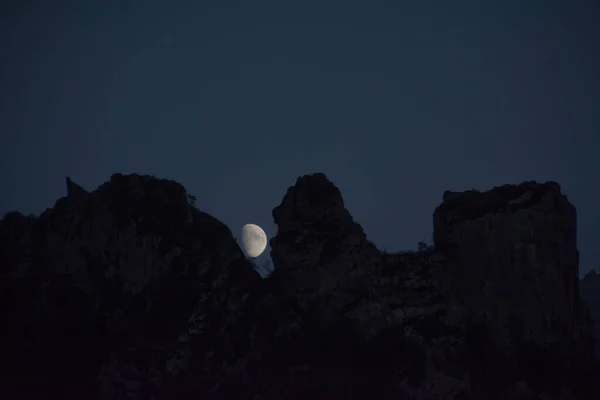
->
[1,172,598,399]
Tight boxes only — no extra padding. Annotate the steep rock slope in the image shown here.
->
[0,173,598,400]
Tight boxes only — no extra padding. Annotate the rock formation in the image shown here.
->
[434,182,590,352]
[0,173,598,399]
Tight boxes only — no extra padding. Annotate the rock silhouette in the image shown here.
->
[0,173,598,399]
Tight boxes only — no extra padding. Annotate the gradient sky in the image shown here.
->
[1,0,599,276]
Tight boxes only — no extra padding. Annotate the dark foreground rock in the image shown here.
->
[0,173,598,399]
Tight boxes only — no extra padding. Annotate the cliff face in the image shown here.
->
[434,182,589,351]
[0,173,597,400]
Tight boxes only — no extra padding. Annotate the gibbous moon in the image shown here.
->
[241,223,267,258]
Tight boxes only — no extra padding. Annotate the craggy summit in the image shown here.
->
[0,173,598,399]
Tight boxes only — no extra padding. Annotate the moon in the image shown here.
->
[241,223,267,258]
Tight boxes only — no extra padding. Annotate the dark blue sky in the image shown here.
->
[1,0,599,275]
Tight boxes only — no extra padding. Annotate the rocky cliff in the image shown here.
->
[0,173,598,400]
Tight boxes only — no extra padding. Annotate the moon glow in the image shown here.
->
[241,224,267,258]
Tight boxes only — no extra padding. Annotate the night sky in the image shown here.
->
[1,1,599,276]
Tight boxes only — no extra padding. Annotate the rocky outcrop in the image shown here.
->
[434,182,590,351]
[0,174,263,399]
[269,173,381,327]
[0,173,598,399]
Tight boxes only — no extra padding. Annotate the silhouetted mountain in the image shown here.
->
[0,173,598,399]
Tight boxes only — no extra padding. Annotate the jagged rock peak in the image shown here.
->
[65,176,89,198]
[270,173,372,264]
[272,172,352,234]
[269,173,379,324]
